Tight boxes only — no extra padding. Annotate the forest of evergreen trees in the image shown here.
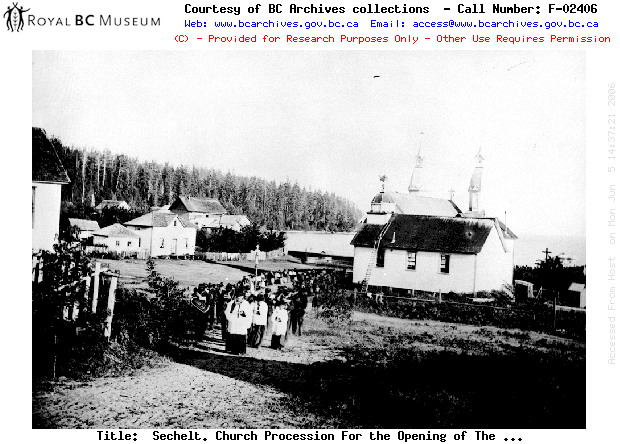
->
[47,131,362,232]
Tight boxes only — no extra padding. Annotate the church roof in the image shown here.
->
[352,214,492,254]
[495,220,518,239]
[371,191,395,204]
[391,192,461,217]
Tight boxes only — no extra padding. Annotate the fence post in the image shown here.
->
[32,255,38,282]
[437,289,442,303]
[104,274,118,340]
[91,262,101,313]
[82,275,91,316]
[552,290,557,331]
[33,255,44,283]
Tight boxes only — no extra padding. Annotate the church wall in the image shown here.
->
[353,246,479,293]
[474,228,515,292]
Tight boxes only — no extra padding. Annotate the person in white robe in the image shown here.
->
[270,301,289,350]
[248,294,268,348]
[225,293,252,355]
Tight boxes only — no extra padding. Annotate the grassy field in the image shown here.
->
[98,256,330,287]
[98,256,320,289]
[290,311,586,428]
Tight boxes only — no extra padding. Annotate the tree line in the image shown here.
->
[49,133,362,232]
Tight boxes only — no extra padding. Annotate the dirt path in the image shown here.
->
[33,322,339,429]
[33,312,585,429]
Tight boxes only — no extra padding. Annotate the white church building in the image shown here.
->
[351,150,517,294]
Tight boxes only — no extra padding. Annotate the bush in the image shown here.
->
[353,296,584,340]
[317,289,353,325]
[112,259,202,348]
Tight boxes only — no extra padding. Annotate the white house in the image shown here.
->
[124,212,198,258]
[351,149,517,294]
[68,218,100,241]
[95,200,131,211]
[32,128,70,252]
[92,223,141,255]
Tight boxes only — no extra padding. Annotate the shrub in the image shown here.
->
[317,289,353,325]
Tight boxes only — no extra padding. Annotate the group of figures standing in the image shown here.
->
[191,268,347,355]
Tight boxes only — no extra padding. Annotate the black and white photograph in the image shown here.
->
[31,50,585,430]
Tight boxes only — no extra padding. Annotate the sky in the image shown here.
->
[32,50,586,237]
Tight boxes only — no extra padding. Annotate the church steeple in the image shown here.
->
[467,148,485,215]
[408,149,424,194]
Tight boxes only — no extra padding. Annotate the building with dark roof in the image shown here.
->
[32,128,70,251]
[352,150,517,294]
[169,196,227,218]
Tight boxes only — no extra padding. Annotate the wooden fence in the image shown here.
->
[342,288,585,338]
[198,248,285,262]
[32,254,119,340]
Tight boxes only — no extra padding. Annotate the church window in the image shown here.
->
[440,254,450,273]
[376,248,385,268]
[407,251,417,270]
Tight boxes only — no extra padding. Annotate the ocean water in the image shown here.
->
[514,234,586,267]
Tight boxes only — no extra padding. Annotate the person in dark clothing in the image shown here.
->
[291,291,308,336]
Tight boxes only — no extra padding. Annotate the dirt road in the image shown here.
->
[33,322,338,429]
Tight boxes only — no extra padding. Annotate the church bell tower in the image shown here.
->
[466,148,485,217]
[408,149,423,194]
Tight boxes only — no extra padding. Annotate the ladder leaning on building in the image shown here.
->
[361,219,393,293]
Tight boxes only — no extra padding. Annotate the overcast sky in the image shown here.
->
[32,50,585,237]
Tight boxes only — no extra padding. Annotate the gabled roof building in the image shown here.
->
[352,150,517,294]
[124,211,198,258]
[169,196,227,218]
[92,223,141,256]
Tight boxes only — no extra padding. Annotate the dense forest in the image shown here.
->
[47,131,362,231]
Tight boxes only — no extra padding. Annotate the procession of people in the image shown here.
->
[191,268,346,355]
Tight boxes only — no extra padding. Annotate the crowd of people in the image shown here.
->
[191,268,347,355]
